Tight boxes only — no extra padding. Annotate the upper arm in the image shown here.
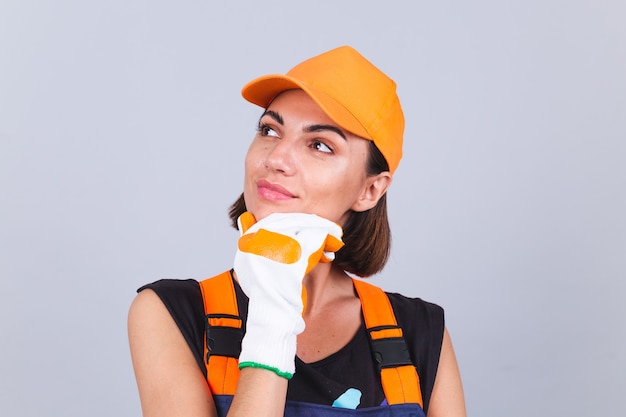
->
[427,328,466,417]
[128,289,217,417]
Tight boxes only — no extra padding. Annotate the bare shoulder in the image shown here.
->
[128,288,167,327]
[128,288,182,350]
[427,328,467,417]
[128,289,216,417]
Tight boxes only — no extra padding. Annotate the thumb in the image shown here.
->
[237,212,257,235]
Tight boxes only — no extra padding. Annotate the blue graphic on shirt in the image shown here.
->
[332,388,362,409]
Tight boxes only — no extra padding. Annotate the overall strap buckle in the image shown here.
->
[199,271,242,395]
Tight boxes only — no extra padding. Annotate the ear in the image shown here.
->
[352,172,392,212]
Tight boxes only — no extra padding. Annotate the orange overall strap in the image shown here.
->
[199,271,242,395]
[352,278,423,407]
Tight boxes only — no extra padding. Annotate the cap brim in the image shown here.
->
[241,75,371,141]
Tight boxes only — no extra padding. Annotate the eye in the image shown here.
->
[258,124,279,137]
[311,140,333,153]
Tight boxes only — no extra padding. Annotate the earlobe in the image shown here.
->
[352,172,392,212]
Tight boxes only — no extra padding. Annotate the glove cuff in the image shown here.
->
[238,324,300,379]
[238,362,294,380]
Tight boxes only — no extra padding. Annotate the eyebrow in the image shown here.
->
[259,110,347,140]
[305,124,346,140]
[259,110,284,126]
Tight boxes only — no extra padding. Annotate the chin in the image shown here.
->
[250,208,314,222]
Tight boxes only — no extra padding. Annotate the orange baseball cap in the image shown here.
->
[241,46,404,174]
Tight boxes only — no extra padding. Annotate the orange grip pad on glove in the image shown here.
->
[238,229,302,265]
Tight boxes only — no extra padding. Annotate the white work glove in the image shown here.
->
[234,212,344,379]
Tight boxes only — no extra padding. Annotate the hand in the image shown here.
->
[234,212,344,378]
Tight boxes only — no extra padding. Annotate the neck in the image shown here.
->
[302,263,354,315]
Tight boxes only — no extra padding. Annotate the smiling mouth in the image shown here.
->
[257,179,295,201]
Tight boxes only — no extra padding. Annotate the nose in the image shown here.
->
[264,136,297,175]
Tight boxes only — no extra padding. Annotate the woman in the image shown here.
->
[128,45,466,417]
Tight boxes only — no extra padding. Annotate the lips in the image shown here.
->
[257,179,295,201]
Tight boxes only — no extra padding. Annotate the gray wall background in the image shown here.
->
[1,1,624,416]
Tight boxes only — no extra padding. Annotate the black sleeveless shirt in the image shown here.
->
[139,277,444,414]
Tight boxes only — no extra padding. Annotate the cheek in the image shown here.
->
[318,177,365,218]
[243,152,253,174]
[244,144,263,174]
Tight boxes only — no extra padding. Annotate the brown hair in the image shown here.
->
[228,141,391,277]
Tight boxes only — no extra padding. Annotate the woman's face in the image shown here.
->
[243,89,375,225]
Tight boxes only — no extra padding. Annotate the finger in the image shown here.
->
[318,233,344,263]
[324,234,344,253]
[319,252,335,263]
[305,247,326,275]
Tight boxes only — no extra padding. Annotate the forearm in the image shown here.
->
[226,368,288,417]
